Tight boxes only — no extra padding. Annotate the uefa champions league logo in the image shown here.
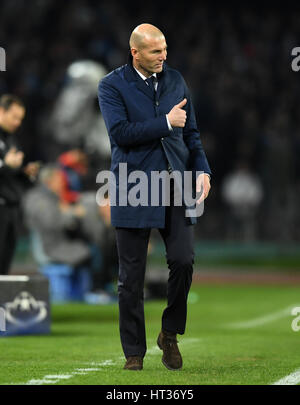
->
[0,47,6,72]
[3,291,48,328]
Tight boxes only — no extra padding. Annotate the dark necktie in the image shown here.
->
[145,76,156,96]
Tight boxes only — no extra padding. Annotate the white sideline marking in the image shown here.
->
[272,369,300,385]
[75,368,101,372]
[72,372,88,375]
[13,338,200,385]
[225,305,299,329]
[26,375,73,385]
[44,374,72,379]
[86,360,114,366]
[27,379,59,385]
[23,360,115,385]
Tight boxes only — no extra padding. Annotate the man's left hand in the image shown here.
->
[196,173,211,205]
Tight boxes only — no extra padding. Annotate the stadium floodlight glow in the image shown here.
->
[0,47,6,72]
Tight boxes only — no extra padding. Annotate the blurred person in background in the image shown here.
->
[45,60,111,167]
[23,164,91,268]
[221,160,264,241]
[23,164,117,295]
[57,148,118,293]
[98,23,211,371]
[0,94,40,275]
[58,148,89,204]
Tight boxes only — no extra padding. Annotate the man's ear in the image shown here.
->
[131,48,138,59]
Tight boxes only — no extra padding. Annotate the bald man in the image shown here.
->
[98,24,211,371]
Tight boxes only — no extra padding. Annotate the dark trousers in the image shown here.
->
[115,197,195,359]
[0,205,19,275]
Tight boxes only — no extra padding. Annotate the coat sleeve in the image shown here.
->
[0,146,33,185]
[0,161,13,176]
[98,78,171,147]
[0,148,12,175]
[182,79,212,176]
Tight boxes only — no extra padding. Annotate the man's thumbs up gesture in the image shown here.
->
[167,98,187,128]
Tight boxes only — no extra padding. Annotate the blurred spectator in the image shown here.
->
[0,94,40,274]
[58,148,89,203]
[44,60,111,164]
[23,164,117,291]
[57,148,118,289]
[221,161,263,241]
[23,164,91,267]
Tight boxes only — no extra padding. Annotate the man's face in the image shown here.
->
[132,36,167,77]
[47,170,65,195]
[0,103,25,133]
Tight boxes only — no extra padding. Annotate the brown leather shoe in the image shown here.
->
[157,330,182,370]
[123,356,143,370]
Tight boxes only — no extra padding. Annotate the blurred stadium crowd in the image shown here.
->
[1,0,300,248]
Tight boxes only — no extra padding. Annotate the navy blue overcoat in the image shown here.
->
[98,59,211,228]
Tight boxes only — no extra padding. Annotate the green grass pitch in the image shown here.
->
[0,283,300,385]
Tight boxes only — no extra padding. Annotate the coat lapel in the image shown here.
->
[158,63,173,100]
[124,55,169,101]
[135,76,155,100]
[124,63,154,100]
[156,69,166,99]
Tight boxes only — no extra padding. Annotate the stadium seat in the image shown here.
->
[30,231,92,302]
[40,264,91,302]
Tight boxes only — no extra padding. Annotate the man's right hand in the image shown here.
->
[167,98,187,128]
[4,147,24,169]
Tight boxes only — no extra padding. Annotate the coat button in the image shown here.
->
[156,101,159,106]
[161,137,164,141]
